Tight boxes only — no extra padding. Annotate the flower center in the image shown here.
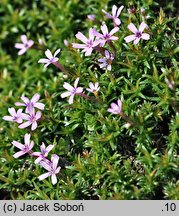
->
[29,114,36,122]
[135,31,142,38]
[71,88,77,95]
[104,34,111,40]
[87,40,93,48]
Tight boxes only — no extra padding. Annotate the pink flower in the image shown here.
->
[108,99,122,114]
[86,82,100,93]
[87,14,95,21]
[14,35,34,55]
[38,154,61,185]
[3,108,24,123]
[61,77,83,104]
[38,49,61,68]
[32,143,54,164]
[15,93,45,113]
[93,24,119,47]
[18,110,41,131]
[98,50,114,71]
[102,5,124,26]
[12,133,34,158]
[124,22,150,44]
[72,28,100,56]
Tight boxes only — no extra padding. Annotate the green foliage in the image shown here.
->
[0,0,178,199]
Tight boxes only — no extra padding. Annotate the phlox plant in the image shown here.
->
[0,0,178,200]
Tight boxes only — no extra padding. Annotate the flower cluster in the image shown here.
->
[3,93,44,131]
[12,134,60,185]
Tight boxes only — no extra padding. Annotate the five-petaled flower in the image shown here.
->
[108,99,122,114]
[3,108,24,124]
[93,24,119,47]
[98,50,114,71]
[38,49,61,68]
[72,28,100,56]
[38,154,61,185]
[86,82,100,93]
[102,5,124,27]
[32,143,54,164]
[15,35,34,55]
[124,22,150,44]
[15,93,45,113]
[61,77,83,104]
[18,110,42,131]
[12,133,34,158]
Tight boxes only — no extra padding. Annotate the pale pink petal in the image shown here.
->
[40,161,51,171]
[28,40,34,47]
[44,62,51,68]
[69,95,75,104]
[35,111,41,120]
[89,28,94,41]
[38,58,49,63]
[101,24,108,35]
[109,36,118,41]
[105,50,110,58]
[32,152,41,157]
[51,174,57,185]
[134,38,140,44]
[98,58,106,63]
[108,108,116,114]
[117,99,122,111]
[54,48,61,57]
[16,118,23,124]
[51,154,59,170]
[75,32,88,43]
[21,96,29,104]
[102,9,112,19]
[72,43,86,49]
[92,28,103,38]
[31,93,40,103]
[12,141,24,150]
[20,113,30,120]
[114,18,121,26]
[61,91,71,98]
[38,172,51,181]
[13,151,26,158]
[17,109,23,115]
[89,82,94,90]
[24,133,30,145]
[29,141,34,150]
[117,5,124,17]
[35,157,43,164]
[15,102,25,106]
[34,102,45,110]
[8,108,16,116]
[141,33,150,40]
[86,88,93,93]
[55,166,61,174]
[112,5,117,16]
[111,102,119,110]
[21,35,27,44]
[3,116,13,121]
[128,23,138,33]
[74,77,80,88]
[46,145,54,153]
[45,49,53,59]
[85,47,93,56]
[18,121,31,129]
[15,43,24,49]
[18,48,27,55]
[124,35,136,43]
[139,22,147,33]
[76,87,83,93]
[31,121,37,131]
[63,82,73,91]
[107,64,112,71]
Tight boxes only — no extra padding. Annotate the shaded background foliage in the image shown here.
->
[0,0,178,199]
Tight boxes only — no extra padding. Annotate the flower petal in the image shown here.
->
[18,121,31,129]
[134,38,140,44]
[38,172,51,181]
[12,141,24,150]
[63,82,73,91]
[128,23,138,33]
[40,161,51,171]
[24,133,30,145]
[51,174,57,185]
[45,49,53,59]
[69,95,75,104]
[15,43,24,49]
[18,48,27,55]
[141,33,150,40]
[54,48,61,57]
[117,5,124,17]
[101,24,108,35]
[124,35,136,43]
[112,5,117,16]
[21,35,27,44]
[61,91,71,98]
[34,102,45,110]
[75,32,88,43]
[74,77,80,88]
[139,22,147,33]
[13,151,26,158]
[38,58,49,63]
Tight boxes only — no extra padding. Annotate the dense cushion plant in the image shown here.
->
[0,0,178,199]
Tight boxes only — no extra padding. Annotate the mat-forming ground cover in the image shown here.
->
[0,0,178,199]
